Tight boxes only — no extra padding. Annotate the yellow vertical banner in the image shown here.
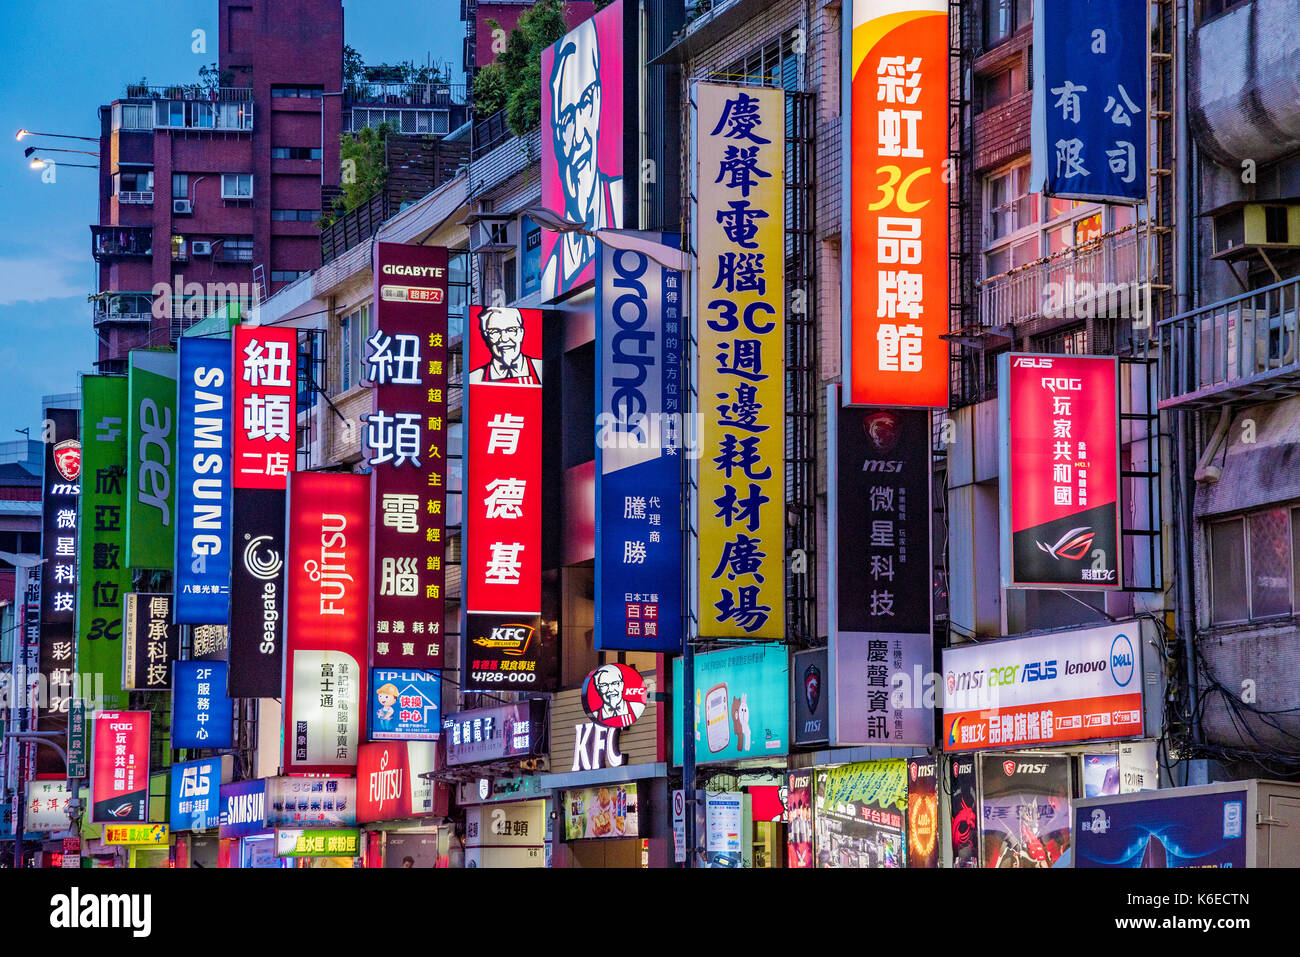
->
[695,83,786,638]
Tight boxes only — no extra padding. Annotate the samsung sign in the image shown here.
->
[174,336,232,624]
[219,779,268,838]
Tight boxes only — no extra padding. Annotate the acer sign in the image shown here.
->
[91,711,150,824]
[999,353,1121,589]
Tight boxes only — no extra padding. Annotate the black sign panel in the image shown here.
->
[227,487,286,697]
[836,406,931,634]
[462,613,558,693]
[792,647,828,747]
[38,408,80,731]
[121,593,180,690]
[948,754,978,868]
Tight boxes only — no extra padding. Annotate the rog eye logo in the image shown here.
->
[1036,526,1094,561]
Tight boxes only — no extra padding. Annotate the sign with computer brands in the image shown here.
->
[39,406,79,725]
[999,353,1121,589]
[444,701,546,767]
[594,235,683,652]
[356,740,443,824]
[694,82,785,639]
[369,668,441,741]
[91,710,149,824]
[843,0,949,407]
[169,755,232,832]
[907,756,940,868]
[228,324,297,696]
[174,335,232,624]
[464,305,548,691]
[942,622,1144,751]
[220,778,268,838]
[1073,787,1250,868]
[979,754,1071,868]
[125,350,178,570]
[121,593,180,690]
[282,472,371,772]
[368,242,449,670]
[1031,0,1147,203]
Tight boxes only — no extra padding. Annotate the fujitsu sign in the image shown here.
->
[308,512,354,616]
[368,749,403,814]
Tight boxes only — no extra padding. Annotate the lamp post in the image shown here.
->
[28,157,97,171]
[15,129,98,143]
[23,146,98,160]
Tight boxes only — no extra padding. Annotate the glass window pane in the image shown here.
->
[1210,519,1247,624]
[1249,508,1291,618]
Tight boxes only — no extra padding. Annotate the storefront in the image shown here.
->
[355,740,451,867]
[219,778,284,868]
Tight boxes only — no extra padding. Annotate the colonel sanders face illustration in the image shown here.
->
[469,307,542,384]
[594,664,628,718]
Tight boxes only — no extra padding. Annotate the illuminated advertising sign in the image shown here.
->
[561,784,639,840]
[792,648,829,747]
[121,593,180,690]
[283,472,370,772]
[999,353,1121,588]
[125,350,178,569]
[595,235,683,652]
[265,776,356,828]
[907,756,939,868]
[169,755,231,832]
[786,771,814,868]
[173,659,234,749]
[539,0,624,301]
[228,324,297,696]
[672,643,789,765]
[78,377,130,714]
[91,710,149,824]
[220,779,268,838]
[443,700,545,767]
[274,828,360,858]
[1031,0,1147,203]
[942,622,1145,751]
[356,740,442,824]
[695,82,785,639]
[174,335,232,623]
[580,663,646,729]
[370,668,441,741]
[103,823,168,845]
[368,242,449,670]
[948,754,978,867]
[814,760,907,868]
[24,781,72,835]
[843,0,949,408]
[979,753,1071,868]
[1074,786,1250,868]
[39,406,79,726]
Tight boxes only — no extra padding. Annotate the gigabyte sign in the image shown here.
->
[380,263,445,278]
[571,723,624,772]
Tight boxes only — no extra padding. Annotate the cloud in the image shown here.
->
[0,256,85,306]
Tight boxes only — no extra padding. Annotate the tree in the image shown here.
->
[472,0,569,136]
[335,122,395,215]
[343,44,365,90]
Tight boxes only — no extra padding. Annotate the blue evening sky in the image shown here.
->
[0,0,461,438]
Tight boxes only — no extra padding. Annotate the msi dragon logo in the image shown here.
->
[1036,526,1095,561]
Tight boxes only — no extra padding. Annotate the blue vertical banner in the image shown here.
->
[173,659,234,748]
[1031,0,1147,202]
[174,336,232,624]
[594,235,684,652]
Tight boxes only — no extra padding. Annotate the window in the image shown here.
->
[270,147,322,160]
[1201,0,1250,23]
[272,209,320,221]
[339,303,371,392]
[503,257,517,304]
[172,173,188,199]
[219,238,254,262]
[272,86,324,98]
[221,173,254,199]
[978,62,1024,113]
[1209,506,1300,625]
[983,0,1032,50]
[115,103,153,130]
[114,169,153,194]
[271,270,310,283]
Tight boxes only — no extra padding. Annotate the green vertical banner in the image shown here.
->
[126,351,178,570]
[79,375,131,713]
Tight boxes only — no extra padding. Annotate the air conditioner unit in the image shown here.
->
[173,199,193,215]
[469,217,513,253]
[191,241,213,256]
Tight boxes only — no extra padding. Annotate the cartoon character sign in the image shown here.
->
[374,683,400,733]
[581,663,646,729]
[539,1,624,301]
[731,693,751,752]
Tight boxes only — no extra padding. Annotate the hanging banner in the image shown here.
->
[814,760,907,868]
[175,335,232,624]
[368,242,449,671]
[999,353,1122,589]
[906,756,940,868]
[169,755,232,832]
[843,0,949,408]
[121,593,180,690]
[948,753,979,867]
[539,0,625,302]
[125,350,178,570]
[228,325,296,696]
[672,643,789,765]
[39,407,79,727]
[1031,0,1146,202]
[265,776,357,828]
[78,377,130,714]
[370,668,442,741]
[594,235,683,652]
[283,471,370,773]
[91,710,150,824]
[979,753,1071,868]
[786,771,814,868]
[695,82,785,638]
[173,659,234,749]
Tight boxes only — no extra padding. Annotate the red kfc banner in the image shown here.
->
[465,306,543,615]
[999,354,1121,589]
[232,325,298,489]
[283,472,372,773]
[367,243,449,670]
[91,711,150,824]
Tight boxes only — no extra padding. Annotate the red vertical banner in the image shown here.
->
[367,243,449,670]
[91,711,150,824]
[231,326,298,490]
[283,472,372,773]
[844,0,949,408]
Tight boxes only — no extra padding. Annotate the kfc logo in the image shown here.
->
[581,663,646,729]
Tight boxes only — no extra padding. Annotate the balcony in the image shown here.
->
[977,225,1149,329]
[1159,275,1300,409]
[91,225,153,261]
[92,291,154,327]
[117,191,154,205]
[117,86,254,132]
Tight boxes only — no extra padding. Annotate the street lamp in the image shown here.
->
[522,206,690,272]
[15,128,98,143]
[28,156,97,170]
[23,146,98,159]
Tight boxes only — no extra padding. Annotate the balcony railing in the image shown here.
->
[977,225,1148,328]
[321,192,394,264]
[118,191,153,205]
[1159,274,1300,408]
[91,225,153,261]
[344,81,465,107]
[125,84,253,101]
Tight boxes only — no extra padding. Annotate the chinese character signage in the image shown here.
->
[356,740,443,823]
[463,614,558,693]
[979,754,1071,868]
[121,593,180,690]
[942,622,1146,751]
[443,701,545,766]
[169,755,231,832]
[39,406,80,725]
[274,828,360,858]
[1031,0,1146,202]
[844,0,948,408]
[220,779,268,838]
[1073,786,1249,868]
[814,760,907,868]
[370,668,441,740]
[78,377,130,714]
[91,710,149,824]
[228,324,296,696]
[175,335,232,624]
[125,350,178,570]
[595,235,683,652]
[694,82,785,638]
[539,0,624,301]
[671,643,789,765]
[284,472,370,772]
[173,659,234,749]
[265,776,357,827]
[25,781,72,834]
[103,823,169,845]
[193,624,230,661]
[368,242,449,670]
[998,353,1121,588]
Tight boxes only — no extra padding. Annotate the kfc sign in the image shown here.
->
[571,722,625,772]
[581,663,646,729]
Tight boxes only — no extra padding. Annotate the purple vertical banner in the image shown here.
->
[38,408,80,759]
